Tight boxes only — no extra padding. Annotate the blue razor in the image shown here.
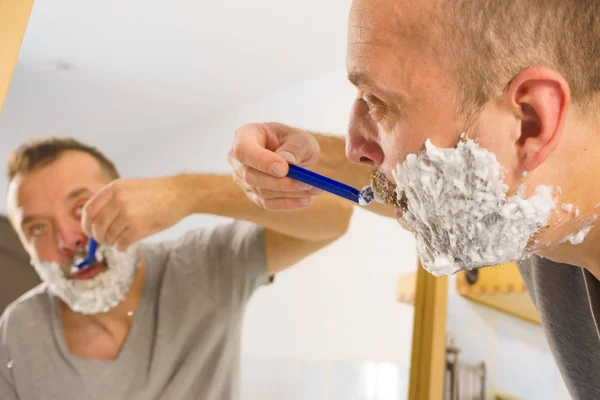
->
[286,164,373,205]
[74,237,98,269]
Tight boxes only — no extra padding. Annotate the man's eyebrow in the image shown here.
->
[65,187,92,202]
[348,71,369,87]
[347,71,391,98]
[21,214,43,227]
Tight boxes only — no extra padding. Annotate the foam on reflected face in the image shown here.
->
[30,243,139,314]
[392,137,557,276]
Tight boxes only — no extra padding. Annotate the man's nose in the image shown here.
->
[57,222,87,255]
[345,98,384,167]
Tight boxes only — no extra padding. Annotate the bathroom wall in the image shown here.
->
[447,275,571,400]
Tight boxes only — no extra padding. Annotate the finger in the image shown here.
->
[248,192,313,211]
[233,163,314,192]
[256,188,323,199]
[87,198,120,244]
[233,124,290,177]
[114,228,133,252]
[82,186,115,237]
[273,128,320,168]
[104,212,128,245]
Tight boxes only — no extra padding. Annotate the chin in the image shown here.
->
[32,243,140,315]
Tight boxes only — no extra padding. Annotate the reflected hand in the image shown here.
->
[81,178,185,251]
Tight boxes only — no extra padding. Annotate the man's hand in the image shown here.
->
[81,178,186,251]
[229,122,323,211]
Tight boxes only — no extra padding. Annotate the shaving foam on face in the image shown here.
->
[30,243,139,314]
[561,204,574,213]
[560,216,598,245]
[393,138,556,276]
[562,226,593,245]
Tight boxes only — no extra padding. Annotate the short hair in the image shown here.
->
[439,0,600,114]
[7,137,119,182]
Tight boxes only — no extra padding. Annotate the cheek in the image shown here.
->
[378,124,430,171]
[378,133,402,179]
[471,130,522,193]
[29,238,62,264]
[472,103,523,177]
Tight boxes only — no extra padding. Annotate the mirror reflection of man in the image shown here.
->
[0,138,352,399]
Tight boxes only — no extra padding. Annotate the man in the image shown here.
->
[229,0,600,398]
[0,137,352,399]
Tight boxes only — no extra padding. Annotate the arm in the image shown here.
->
[82,174,353,276]
[0,317,17,400]
[0,361,16,400]
[171,174,353,275]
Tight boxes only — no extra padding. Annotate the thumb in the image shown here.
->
[274,132,320,168]
[275,149,297,165]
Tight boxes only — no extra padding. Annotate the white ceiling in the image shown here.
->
[0,0,351,213]
[17,0,350,104]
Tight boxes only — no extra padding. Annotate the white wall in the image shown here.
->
[446,275,571,400]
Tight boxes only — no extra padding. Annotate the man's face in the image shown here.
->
[8,151,109,273]
[345,0,519,197]
[7,150,140,314]
[345,0,555,274]
[346,0,459,183]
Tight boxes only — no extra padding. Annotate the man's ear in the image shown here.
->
[505,66,570,171]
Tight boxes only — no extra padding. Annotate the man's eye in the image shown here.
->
[74,204,84,218]
[362,93,373,107]
[30,224,48,237]
[362,94,386,118]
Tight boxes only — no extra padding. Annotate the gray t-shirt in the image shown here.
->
[0,221,269,400]
[519,256,600,399]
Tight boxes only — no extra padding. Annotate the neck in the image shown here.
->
[536,114,600,278]
[62,250,146,337]
[539,208,600,278]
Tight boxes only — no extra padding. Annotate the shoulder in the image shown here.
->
[518,255,588,308]
[1,284,52,342]
[149,221,266,306]
[162,221,264,266]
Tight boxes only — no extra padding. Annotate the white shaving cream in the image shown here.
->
[560,216,598,245]
[30,244,139,314]
[561,204,574,213]
[562,227,593,245]
[393,138,556,276]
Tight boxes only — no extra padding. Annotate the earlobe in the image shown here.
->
[507,67,571,172]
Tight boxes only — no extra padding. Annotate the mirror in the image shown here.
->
[0,1,418,399]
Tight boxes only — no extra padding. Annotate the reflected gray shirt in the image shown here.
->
[0,221,269,400]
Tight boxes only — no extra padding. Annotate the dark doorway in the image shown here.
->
[1,215,40,313]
